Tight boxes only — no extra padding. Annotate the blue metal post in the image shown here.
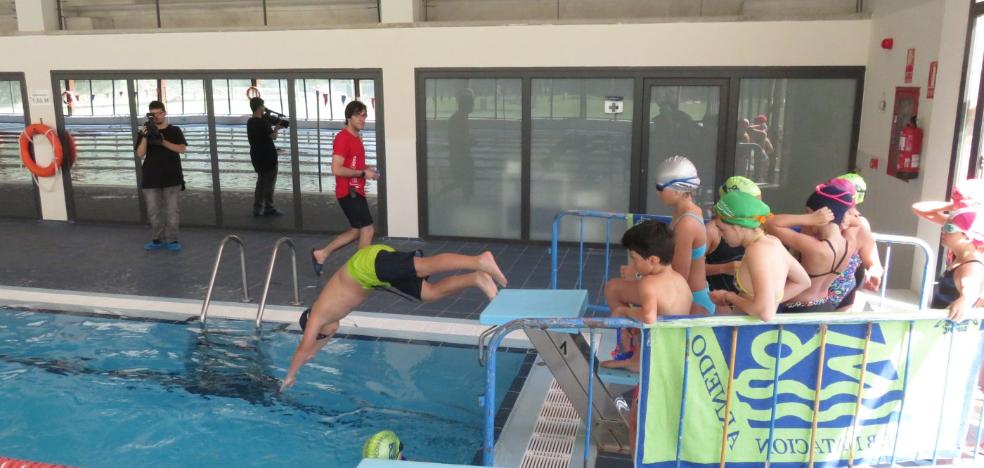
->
[932,330,958,464]
[577,217,585,289]
[675,328,691,467]
[766,325,784,465]
[551,213,563,290]
[584,327,596,465]
[890,321,915,466]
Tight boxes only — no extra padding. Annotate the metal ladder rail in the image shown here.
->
[255,237,303,327]
[200,234,251,323]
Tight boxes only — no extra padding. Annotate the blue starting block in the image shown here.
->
[479,289,588,329]
[358,460,495,468]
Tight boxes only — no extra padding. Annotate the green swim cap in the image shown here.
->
[835,173,867,204]
[714,191,771,229]
[719,176,762,199]
[363,430,402,460]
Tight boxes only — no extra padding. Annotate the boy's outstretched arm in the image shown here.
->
[281,320,328,392]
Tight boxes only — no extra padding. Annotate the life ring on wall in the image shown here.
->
[63,131,77,169]
[246,86,261,99]
[62,90,74,105]
[19,123,64,178]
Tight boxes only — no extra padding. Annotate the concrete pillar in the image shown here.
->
[15,0,59,32]
[23,69,68,221]
[379,0,423,23]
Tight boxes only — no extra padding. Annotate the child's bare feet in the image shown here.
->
[476,272,499,300]
[479,251,508,287]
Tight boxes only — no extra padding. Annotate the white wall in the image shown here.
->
[0,19,870,237]
[856,0,969,290]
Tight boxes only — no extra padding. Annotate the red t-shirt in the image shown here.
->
[333,128,367,199]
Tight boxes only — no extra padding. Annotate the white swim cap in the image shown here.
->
[655,155,700,192]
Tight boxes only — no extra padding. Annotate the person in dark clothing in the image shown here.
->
[247,97,285,217]
[135,101,188,252]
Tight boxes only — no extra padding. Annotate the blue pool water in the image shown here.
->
[0,309,526,467]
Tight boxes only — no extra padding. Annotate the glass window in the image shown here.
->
[212,78,295,229]
[62,78,140,222]
[0,79,37,218]
[646,85,721,215]
[425,78,522,238]
[735,78,857,214]
[530,78,633,241]
[958,16,984,179]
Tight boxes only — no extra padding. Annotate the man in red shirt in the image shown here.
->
[311,101,380,275]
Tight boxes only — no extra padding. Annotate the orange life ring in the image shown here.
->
[246,86,261,99]
[19,123,64,178]
[64,130,77,168]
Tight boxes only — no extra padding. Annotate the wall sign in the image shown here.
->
[927,61,938,99]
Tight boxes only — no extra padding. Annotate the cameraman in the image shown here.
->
[135,100,188,252]
[247,97,285,217]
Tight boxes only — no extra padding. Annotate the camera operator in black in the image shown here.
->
[247,97,286,217]
[135,100,188,252]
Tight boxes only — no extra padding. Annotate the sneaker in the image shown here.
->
[262,208,285,217]
[253,209,264,217]
[166,241,182,252]
[144,240,165,251]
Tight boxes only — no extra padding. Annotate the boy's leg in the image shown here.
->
[413,252,507,287]
[357,224,375,249]
[420,272,498,302]
[604,278,642,312]
[314,228,359,264]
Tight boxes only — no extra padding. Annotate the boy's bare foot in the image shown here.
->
[479,251,508,287]
[476,272,499,300]
[312,248,328,265]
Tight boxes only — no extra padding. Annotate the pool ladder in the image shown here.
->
[199,235,303,326]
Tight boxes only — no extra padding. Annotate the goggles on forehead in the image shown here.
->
[656,177,698,192]
[942,222,963,234]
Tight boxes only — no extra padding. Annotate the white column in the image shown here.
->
[379,0,423,23]
[24,69,68,221]
[15,0,59,32]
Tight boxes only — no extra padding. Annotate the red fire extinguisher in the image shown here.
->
[897,116,922,180]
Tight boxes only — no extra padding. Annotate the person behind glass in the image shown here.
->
[447,88,475,198]
[311,100,379,275]
[135,100,188,252]
[247,97,285,217]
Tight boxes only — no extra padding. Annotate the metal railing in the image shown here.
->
[255,237,302,327]
[480,311,984,467]
[549,210,937,314]
[200,234,250,323]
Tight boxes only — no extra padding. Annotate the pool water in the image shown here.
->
[0,309,526,467]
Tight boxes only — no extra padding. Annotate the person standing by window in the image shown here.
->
[135,100,187,252]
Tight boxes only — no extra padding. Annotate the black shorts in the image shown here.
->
[375,249,424,301]
[338,192,374,229]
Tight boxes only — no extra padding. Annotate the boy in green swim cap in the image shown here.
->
[281,245,508,392]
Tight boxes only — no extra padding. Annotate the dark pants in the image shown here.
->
[253,169,277,212]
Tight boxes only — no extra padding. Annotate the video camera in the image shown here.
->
[144,113,163,145]
[263,109,290,129]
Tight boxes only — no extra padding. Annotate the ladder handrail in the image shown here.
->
[255,237,303,327]
[200,234,250,323]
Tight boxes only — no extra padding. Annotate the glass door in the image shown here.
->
[641,80,726,216]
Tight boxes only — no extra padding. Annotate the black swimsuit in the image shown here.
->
[706,240,745,293]
[931,260,984,309]
[781,239,849,313]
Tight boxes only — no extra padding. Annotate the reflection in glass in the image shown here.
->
[212,78,295,230]
[62,78,140,222]
[0,80,36,218]
[735,78,856,214]
[425,78,521,239]
[531,78,632,241]
[297,78,379,232]
[646,85,720,215]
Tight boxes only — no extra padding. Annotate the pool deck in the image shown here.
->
[0,218,619,322]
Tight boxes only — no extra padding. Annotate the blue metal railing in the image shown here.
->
[480,311,984,467]
[549,210,937,313]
